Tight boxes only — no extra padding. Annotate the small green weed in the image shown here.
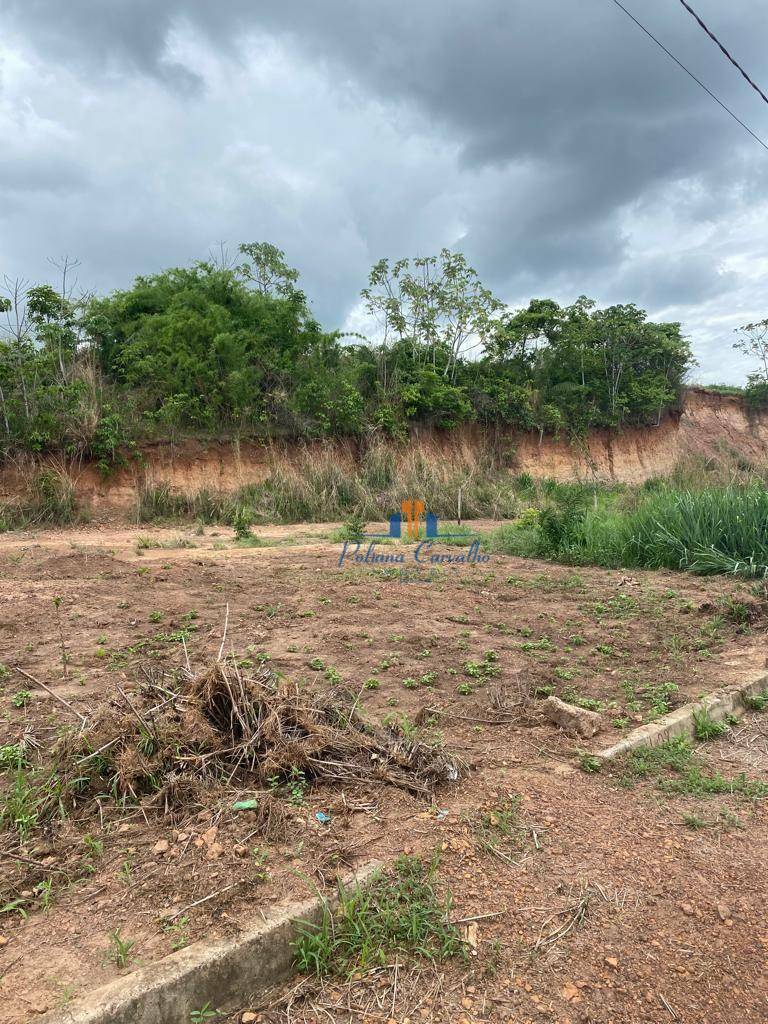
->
[106,928,136,968]
[0,743,27,771]
[293,855,464,977]
[117,858,134,885]
[334,512,367,542]
[162,915,190,951]
[382,711,418,740]
[190,1002,220,1022]
[520,637,555,654]
[0,897,29,920]
[620,736,768,798]
[0,768,46,839]
[476,796,523,850]
[82,834,104,872]
[562,687,604,712]
[35,877,55,911]
[682,812,707,830]
[692,707,727,741]
[744,689,768,712]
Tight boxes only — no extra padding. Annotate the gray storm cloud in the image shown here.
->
[2,0,767,381]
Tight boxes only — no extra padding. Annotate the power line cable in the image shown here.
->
[608,0,768,153]
[677,0,768,108]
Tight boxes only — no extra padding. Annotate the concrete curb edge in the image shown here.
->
[41,859,383,1024]
[594,671,768,762]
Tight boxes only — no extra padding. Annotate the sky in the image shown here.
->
[2,1,767,383]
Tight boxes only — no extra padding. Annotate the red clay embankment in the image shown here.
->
[1,388,766,514]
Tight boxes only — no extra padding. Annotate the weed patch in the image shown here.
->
[744,688,768,712]
[294,855,464,976]
[692,707,727,741]
[618,736,768,798]
[521,483,768,579]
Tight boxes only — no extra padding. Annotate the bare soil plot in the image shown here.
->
[0,524,766,1022]
[706,712,768,776]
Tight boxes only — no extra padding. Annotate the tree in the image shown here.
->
[0,243,695,458]
[90,259,331,435]
[489,297,568,364]
[237,242,301,299]
[1,277,36,431]
[361,250,503,383]
[734,318,768,377]
[734,318,768,407]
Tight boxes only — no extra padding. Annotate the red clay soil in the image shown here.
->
[0,525,766,1023]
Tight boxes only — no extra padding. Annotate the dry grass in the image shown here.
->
[12,658,463,841]
[138,436,520,525]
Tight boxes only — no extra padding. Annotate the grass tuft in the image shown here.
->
[293,854,464,976]
[692,707,727,742]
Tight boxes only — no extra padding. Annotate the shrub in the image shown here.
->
[231,507,253,540]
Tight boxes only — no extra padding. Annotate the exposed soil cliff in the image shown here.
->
[512,388,768,484]
[1,388,766,515]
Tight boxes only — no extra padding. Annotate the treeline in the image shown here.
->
[0,244,694,469]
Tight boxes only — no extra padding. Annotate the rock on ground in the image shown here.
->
[543,695,603,738]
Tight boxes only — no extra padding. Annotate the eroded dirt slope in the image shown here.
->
[1,389,766,515]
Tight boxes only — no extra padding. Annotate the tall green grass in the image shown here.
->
[498,483,768,577]
[136,485,236,524]
[623,486,768,576]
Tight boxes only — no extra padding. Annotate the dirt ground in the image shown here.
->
[0,522,767,1023]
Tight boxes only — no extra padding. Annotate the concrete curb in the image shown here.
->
[595,671,768,761]
[41,860,382,1024]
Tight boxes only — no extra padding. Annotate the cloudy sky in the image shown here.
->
[2,1,767,382]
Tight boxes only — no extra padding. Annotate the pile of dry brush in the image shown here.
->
[47,659,461,819]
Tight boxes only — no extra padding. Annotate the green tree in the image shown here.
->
[734,318,768,407]
[0,245,695,459]
[361,250,503,383]
[90,254,335,436]
[237,242,301,299]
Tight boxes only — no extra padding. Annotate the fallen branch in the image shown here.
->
[0,849,70,875]
[167,880,241,921]
[12,666,87,726]
[423,706,516,726]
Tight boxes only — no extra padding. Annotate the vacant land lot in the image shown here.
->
[1,524,767,1023]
